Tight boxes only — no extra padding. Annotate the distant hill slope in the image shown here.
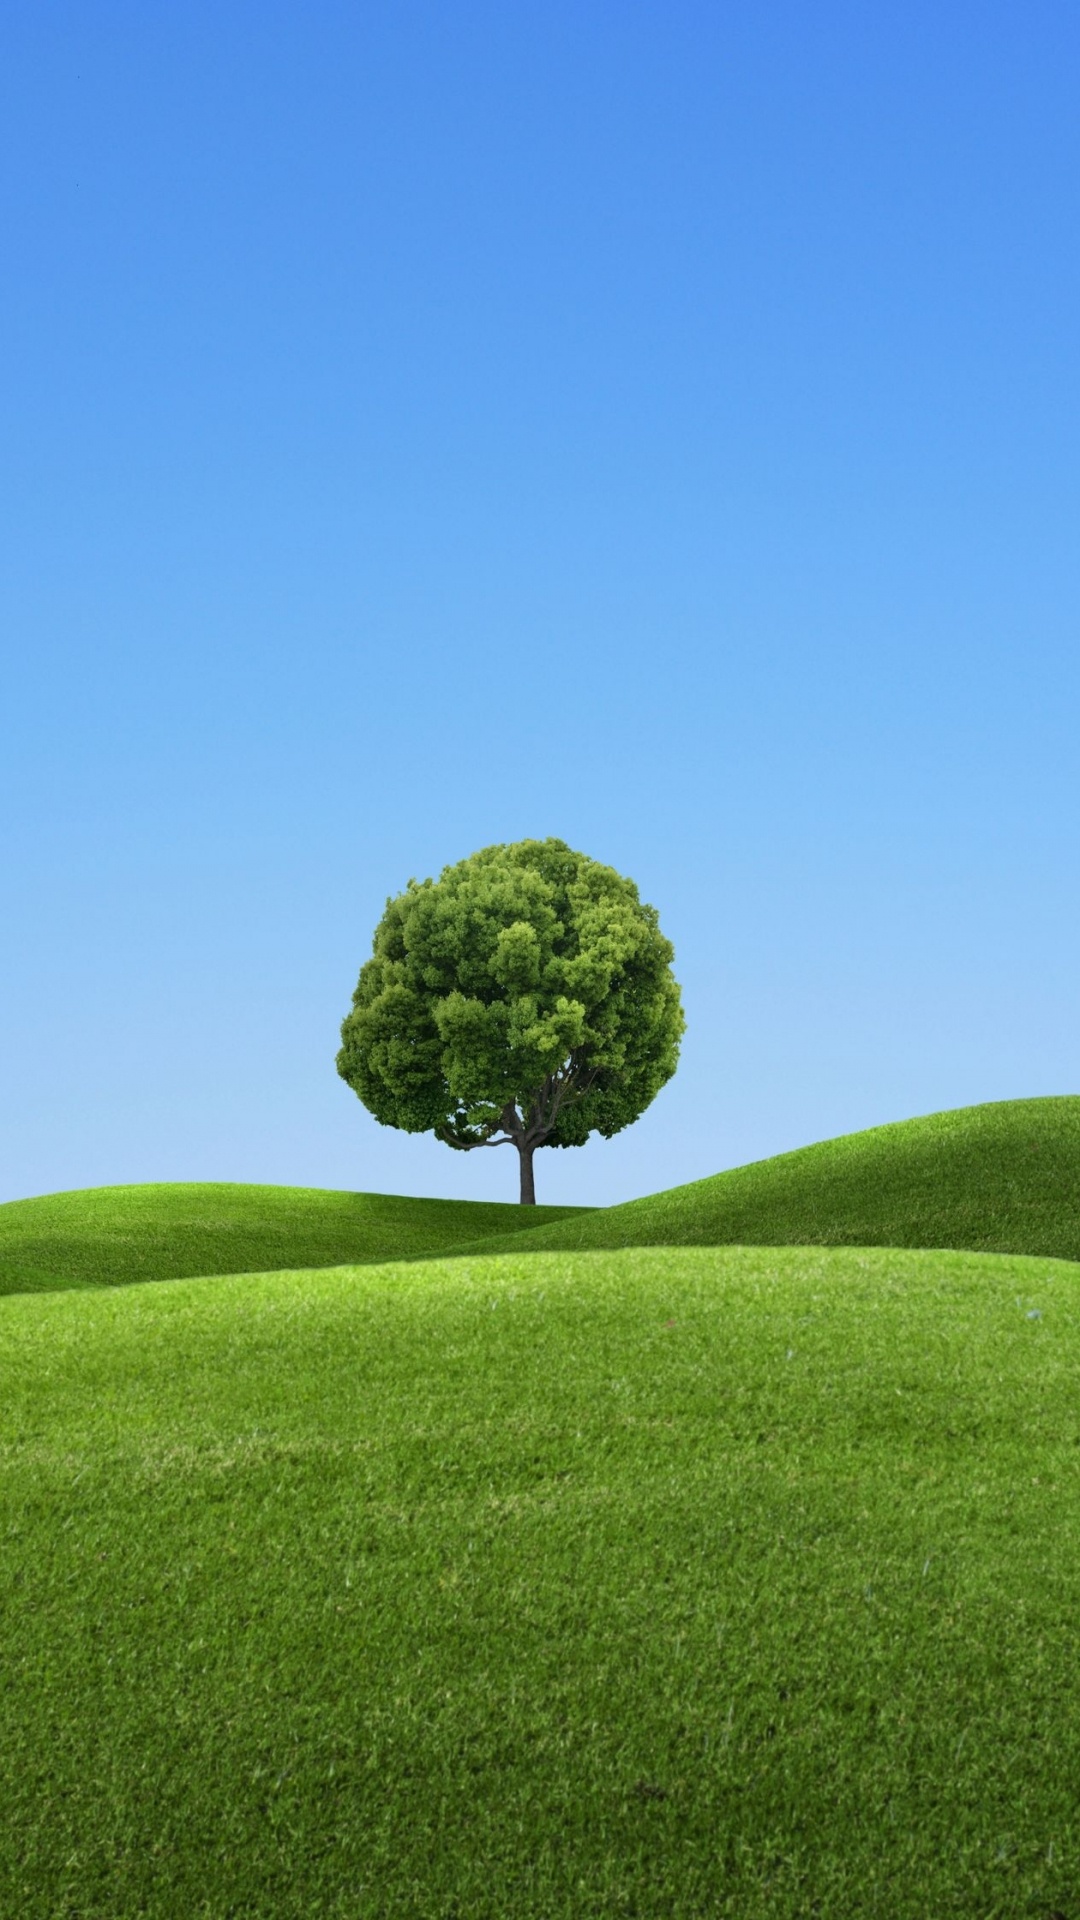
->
[0,1183,592,1297]
[6,1097,1076,1296]
[456,1097,1080,1264]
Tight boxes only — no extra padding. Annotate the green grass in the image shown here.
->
[457,1095,1080,1264]
[0,1182,590,1297]
[4,1096,1079,1911]
[3,1241,1080,1917]
[6,1096,1077,1304]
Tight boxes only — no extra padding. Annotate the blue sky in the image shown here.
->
[3,1,1078,1208]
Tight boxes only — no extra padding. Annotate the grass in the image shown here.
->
[4,1096,1077,1303]
[0,1182,590,1297]
[4,1095,1079,1912]
[455,1096,1080,1264]
[3,1240,1080,1917]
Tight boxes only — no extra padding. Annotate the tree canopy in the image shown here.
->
[336,838,684,1202]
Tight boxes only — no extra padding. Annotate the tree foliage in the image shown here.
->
[336,838,684,1201]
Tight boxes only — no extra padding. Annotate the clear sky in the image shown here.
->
[3,1,1078,1209]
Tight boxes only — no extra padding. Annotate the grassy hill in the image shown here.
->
[456,1096,1080,1263]
[6,1097,1076,1302]
[0,1181,590,1297]
[2,1240,1078,1917]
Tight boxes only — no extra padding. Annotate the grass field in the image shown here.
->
[459,1095,1080,1264]
[4,1095,1079,1914]
[3,1240,1079,1917]
[3,1097,1077,1303]
[0,1182,590,1297]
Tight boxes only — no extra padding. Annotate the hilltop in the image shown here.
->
[3,1097,1077,1299]
[0,1182,590,1297]
[456,1096,1080,1263]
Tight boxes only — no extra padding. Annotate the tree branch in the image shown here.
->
[435,1099,525,1152]
[437,1055,601,1156]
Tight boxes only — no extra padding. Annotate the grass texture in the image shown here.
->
[458,1096,1080,1264]
[4,1096,1077,1305]
[0,1182,589,1297]
[3,1242,1079,1918]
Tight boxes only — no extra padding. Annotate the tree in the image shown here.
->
[336,838,685,1204]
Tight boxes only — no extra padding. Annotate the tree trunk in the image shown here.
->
[518,1142,536,1205]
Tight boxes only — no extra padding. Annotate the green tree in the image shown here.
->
[337,838,685,1204]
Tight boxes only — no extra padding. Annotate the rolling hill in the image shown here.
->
[0,1181,591,1297]
[2,1240,1078,1916]
[2,1096,1076,1304]
[457,1096,1080,1263]
[4,1095,1080,1912]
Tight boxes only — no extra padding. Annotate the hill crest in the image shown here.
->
[450,1095,1080,1265]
